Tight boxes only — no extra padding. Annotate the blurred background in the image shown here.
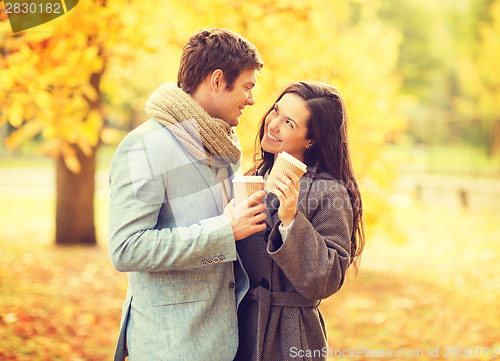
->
[1,0,499,360]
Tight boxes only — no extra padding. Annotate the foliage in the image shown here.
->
[0,0,158,245]
[453,0,500,157]
[0,0,147,172]
[378,0,500,162]
[476,0,500,154]
[1,0,405,231]
[103,0,405,228]
[378,0,443,99]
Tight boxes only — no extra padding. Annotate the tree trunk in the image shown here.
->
[55,144,97,245]
[54,53,102,246]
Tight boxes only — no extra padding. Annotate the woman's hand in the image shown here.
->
[273,170,300,227]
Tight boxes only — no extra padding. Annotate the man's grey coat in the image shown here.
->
[108,119,248,361]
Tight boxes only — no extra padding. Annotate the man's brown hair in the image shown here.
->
[177,28,263,94]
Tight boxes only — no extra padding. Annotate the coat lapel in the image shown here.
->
[184,151,224,213]
[263,192,279,229]
[296,165,317,219]
[185,153,240,214]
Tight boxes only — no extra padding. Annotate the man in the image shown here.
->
[108,28,266,361]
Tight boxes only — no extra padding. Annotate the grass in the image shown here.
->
[0,160,499,360]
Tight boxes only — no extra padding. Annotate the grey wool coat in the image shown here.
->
[234,165,353,361]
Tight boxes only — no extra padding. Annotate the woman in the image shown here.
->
[234,82,365,361]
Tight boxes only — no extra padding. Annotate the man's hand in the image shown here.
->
[224,190,267,241]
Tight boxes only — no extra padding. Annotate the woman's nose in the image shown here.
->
[268,117,280,131]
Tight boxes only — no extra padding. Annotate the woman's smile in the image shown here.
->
[265,130,282,142]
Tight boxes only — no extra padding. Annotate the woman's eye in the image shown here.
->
[285,120,294,128]
[272,105,279,114]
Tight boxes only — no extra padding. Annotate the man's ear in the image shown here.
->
[210,69,224,92]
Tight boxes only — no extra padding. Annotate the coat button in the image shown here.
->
[219,255,225,261]
[201,260,207,266]
[213,256,220,263]
[260,278,270,289]
[229,281,235,289]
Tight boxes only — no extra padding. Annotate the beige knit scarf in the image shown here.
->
[145,82,242,170]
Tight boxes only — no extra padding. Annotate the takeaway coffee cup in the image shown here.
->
[265,151,308,192]
[232,175,265,206]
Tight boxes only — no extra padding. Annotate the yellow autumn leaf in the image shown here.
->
[81,110,103,147]
[8,103,24,128]
[80,312,96,325]
[80,82,98,102]
[0,71,14,91]
[37,139,63,158]
[0,111,8,126]
[77,138,93,158]
[5,121,42,149]
[34,90,52,108]
[100,127,123,145]
[62,143,81,174]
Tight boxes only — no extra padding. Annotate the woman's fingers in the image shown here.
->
[273,172,301,200]
[286,170,300,190]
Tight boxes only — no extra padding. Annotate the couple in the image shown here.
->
[108,28,364,361]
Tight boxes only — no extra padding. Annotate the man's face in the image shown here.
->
[211,69,257,127]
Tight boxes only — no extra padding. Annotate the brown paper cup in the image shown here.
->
[232,175,265,206]
[265,151,308,192]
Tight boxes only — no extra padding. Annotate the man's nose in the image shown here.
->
[246,92,255,106]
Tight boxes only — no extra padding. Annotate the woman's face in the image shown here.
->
[261,93,312,162]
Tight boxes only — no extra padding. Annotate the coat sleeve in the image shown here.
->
[108,129,237,273]
[266,181,353,300]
